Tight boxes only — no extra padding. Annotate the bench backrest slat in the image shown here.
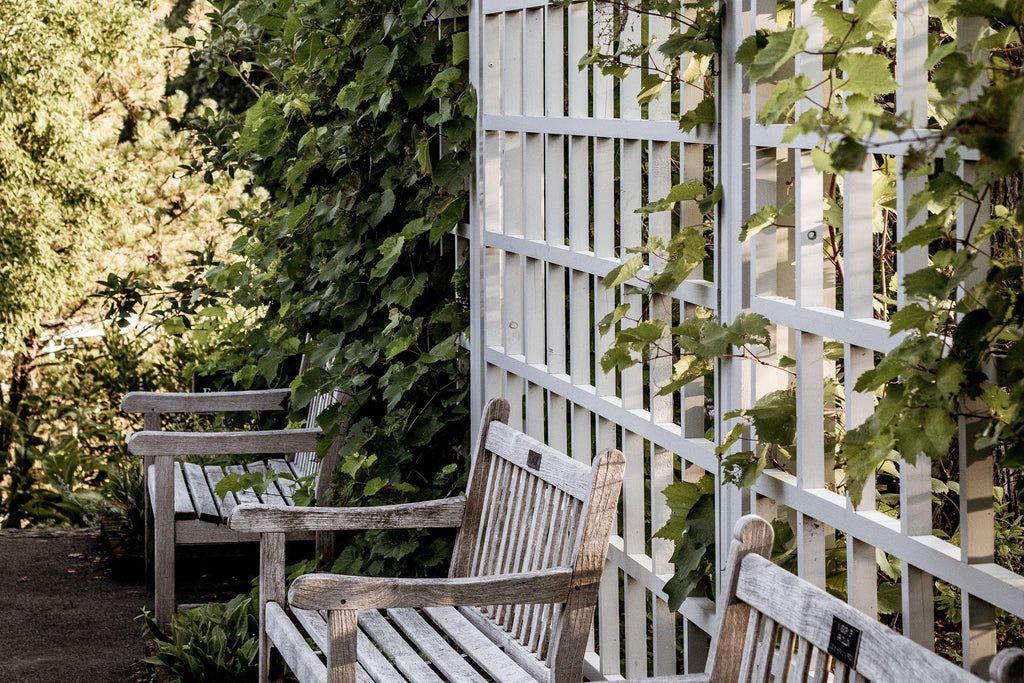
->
[449,399,624,681]
[732,552,973,683]
[697,516,1024,683]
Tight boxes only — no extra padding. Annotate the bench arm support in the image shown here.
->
[229,497,467,533]
[289,566,573,610]
[121,388,292,414]
[127,428,321,457]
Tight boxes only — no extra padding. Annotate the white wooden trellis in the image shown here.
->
[465,0,1024,678]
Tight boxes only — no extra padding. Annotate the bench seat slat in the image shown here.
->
[182,462,221,522]
[267,601,327,683]
[202,465,236,519]
[224,464,261,505]
[293,607,406,683]
[359,609,443,683]
[147,462,198,520]
[422,606,538,683]
[386,607,487,683]
[266,458,300,505]
[245,461,288,507]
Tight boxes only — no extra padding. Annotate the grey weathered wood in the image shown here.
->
[735,551,999,683]
[359,609,444,683]
[122,389,291,414]
[267,601,327,683]
[484,421,593,499]
[291,607,330,654]
[261,532,286,683]
[183,462,221,522]
[203,464,237,519]
[125,377,349,631]
[705,515,774,682]
[226,464,262,506]
[266,458,301,501]
[387,607,487,683]
[327,609,359,683]
[244,398,626,683]
[171,461,196,519]
[128,428,321,457]
[457,606,550,682]
[423,606,537,683]
[229,497,467,533]
[449,398,510,577]
[289,567,572,611]
[153,454,175,630]
[247,462,289,507]
[548,448,626,682]
[623,515,1024,683]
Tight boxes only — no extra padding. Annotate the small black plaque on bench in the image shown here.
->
[827,615,861,669]
[527,449,543,470]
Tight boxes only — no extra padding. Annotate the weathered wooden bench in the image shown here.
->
[626,515,1024,683]
[227,397,626,683]
[122,384,347,629]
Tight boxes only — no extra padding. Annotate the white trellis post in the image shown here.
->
[467,0,1024,676]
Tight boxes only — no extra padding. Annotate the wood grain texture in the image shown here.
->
[736,552,994,683]
[128,428,321,457]
[484,421,594,499]
[359,608,444,682]
[621,516,1024,683]
[229,497,467,533]
[422,606,538,683]
[121,389,291,414]
[266,601,327,683]
[251,398,628,683]
[548,448,626,682]
[449,397,510,577]
[327,609,359,683]
[706,515,774,683]
[288,567,572,611]
[122,389,290,414]
[261,532,286,683]
[153,454,175,629]
[387,607,487,682]
[182,462,220,522]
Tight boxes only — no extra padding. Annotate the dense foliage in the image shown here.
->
[0,0,248,527]
[163,0,476,574]
[591,0,1024,628]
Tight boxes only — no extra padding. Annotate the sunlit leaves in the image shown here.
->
[736,27,808,82]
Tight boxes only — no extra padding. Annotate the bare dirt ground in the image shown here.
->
[0,528,256,682]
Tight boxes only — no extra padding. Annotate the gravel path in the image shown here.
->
[0,528,148,682]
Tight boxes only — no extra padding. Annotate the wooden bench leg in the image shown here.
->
[261,532,286,683]
[315,529,335,567]
[153,454,176,630]
[144,461,155,591]
[327,609,358,683]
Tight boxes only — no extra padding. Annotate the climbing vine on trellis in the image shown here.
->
[592,0,1024,611]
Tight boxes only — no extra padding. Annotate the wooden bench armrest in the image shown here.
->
[287,567,573,610]
[228,497,468,532]
[127,428,321,456]
[121,389,292,414]
[990,647,1024,683]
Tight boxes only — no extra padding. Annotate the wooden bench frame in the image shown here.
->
[228,398,626,683]
[626,515,1024,683]
[122,387,346,629]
